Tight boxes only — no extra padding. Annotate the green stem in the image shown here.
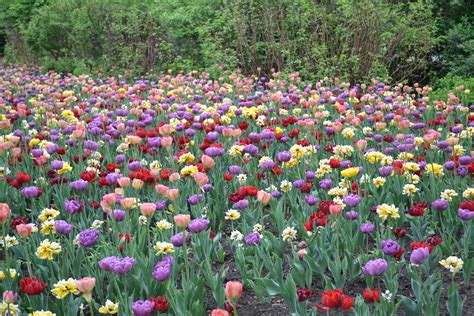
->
[24,239,33,276]
[182,229,190,281]
[89,301,95,316]
[2,224,8,267]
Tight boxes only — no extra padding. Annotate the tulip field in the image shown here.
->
[0,65,473,315]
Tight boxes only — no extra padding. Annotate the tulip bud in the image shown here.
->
[117,177,131,188]
[155,184,169,195]
[225,281,243,303]
[166,189,179,201]
[169,173,181,182]
[2,291,17,304]
[76,277,96,303]
[211,309,229,316]
[16,224,32,238]
[0,203,11,224]
[140,203,157,217]
[256,190,272,205]
[194,172,209,187]
[174,214,190,229]
[329,204,343,217]
[132,179,144,190]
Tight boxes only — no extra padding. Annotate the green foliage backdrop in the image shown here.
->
[0,0,472,85]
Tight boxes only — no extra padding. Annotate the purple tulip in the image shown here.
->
[20,186,42,199]
[111,209,126,222]
[152,256,174,282]
[319,179,333,190]
[378,166,393,177]
[345,211,359,220]
[79,229,100,247]
[410,247,430,265]
[64,198,82,214]
[343,194,361,208]
[431,199,449,211]
[55,220,73,235]
[459,156,471,165]
[99,256,136,275]
[360,223,375,234]
[69,180,89,191]
[132,300,154,316]
[233,199,249,209]
[170,232,190,247]
[362,259,388,276]
[276,151,292,162]
[381,239,401,256]
[244,232,261,246]
[229,165,242,174]
[304,195,318,206]
[51,160,64,170]
[260,160,275,171]
[458,208,474,221]
[188,218,210,233]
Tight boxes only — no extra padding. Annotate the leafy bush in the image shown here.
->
[0,0,471,84]
[430,73,474,104]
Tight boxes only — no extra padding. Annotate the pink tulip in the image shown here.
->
[2,291,17,304]
[16,224,32,238]
[117,177,131,188]
[398,120,410,130]
[332,121,343,132]
[169,173,181,182]
[76,277,96,303]
[174,214,191,229]
[167,189,179,201]
[155,184,169,195]
[159,124,174,136]
[132,179,144,190]
[329,204,343,217]
[76,277,96,293]
[355,140,367,151]
[225,281,243,302]
[120,198,137,209]
[140,203,157,217]
[0,203,11,224]
[201,154,215,169]
[256,190,272,205]
[161,137,173,151]
[211,310,229,316]
[194,172,209,187]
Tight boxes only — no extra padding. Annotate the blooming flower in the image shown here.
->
[131,300,155,316]
[362,259,388,276]
[225,209,241,221]
[154,242,174,255]
[51,278,79,299]
[376,204,400,220]
[244,232,261,246]
[98,300,119,314]
[79,229,100,247]
[439,256,463,274]
[410,247,430,265]
[152,256,174,282]
[188,218,210,233]
[98,256,136,275]
[36,239,61,260]
[282,227,297,241]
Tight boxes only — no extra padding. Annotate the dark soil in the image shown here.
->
[205,225,474,316]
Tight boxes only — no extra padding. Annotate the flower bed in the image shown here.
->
[0,65,472,315]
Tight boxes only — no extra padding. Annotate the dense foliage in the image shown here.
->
[0,0,472,84]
